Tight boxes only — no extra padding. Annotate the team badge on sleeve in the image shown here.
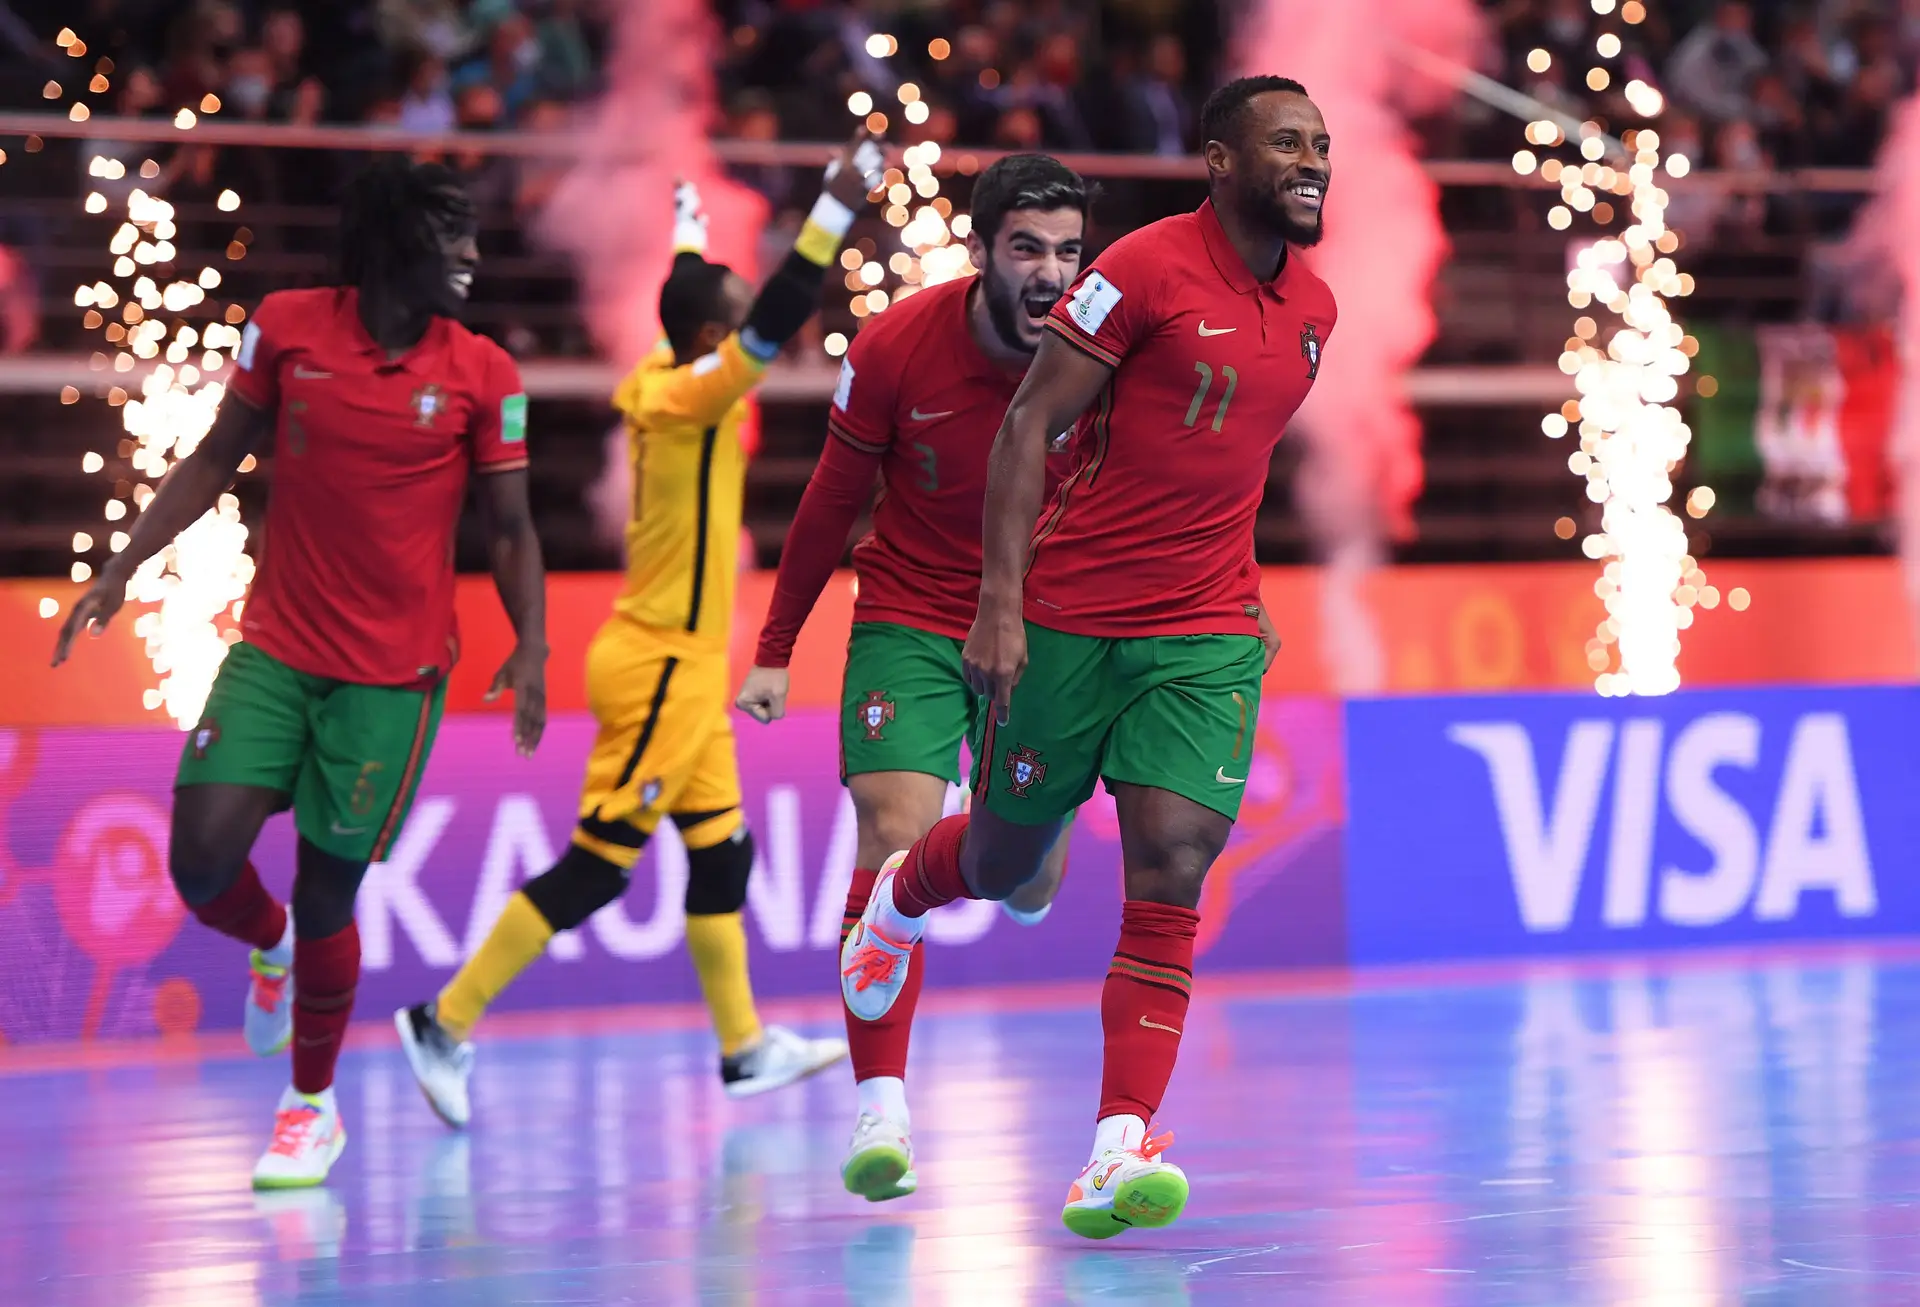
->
[1067,272,1122,334]
[237,322,261,371]
[500,393,528,444]
[859,690,895,741]
[1003,745,1047,797]
[833,358,855,411]
[1300,324,1322,381]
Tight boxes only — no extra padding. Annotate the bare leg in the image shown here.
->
[1003,813,1076,916]
[169,782,286,906]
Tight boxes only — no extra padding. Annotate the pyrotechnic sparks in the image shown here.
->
[823,47,967,354]
[1534,12,1716,697]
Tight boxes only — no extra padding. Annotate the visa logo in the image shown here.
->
[1449,712,1877,933]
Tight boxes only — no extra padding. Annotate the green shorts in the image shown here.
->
[972,622,1264,825]
[175,641,448,864]
[840,621,984,785]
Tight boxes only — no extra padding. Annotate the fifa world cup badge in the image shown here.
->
[411,384,444,428]
[859,690,895,741]
[1300,324,1322,381]
[1003,745,1047,797]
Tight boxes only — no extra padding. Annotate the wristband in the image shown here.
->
[796,193,856,266]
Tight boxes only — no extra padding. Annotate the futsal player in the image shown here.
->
[736,154,1092,1202]
[838,77,1331,1238]
[52,159,548,1189]
[395,134,887,1126]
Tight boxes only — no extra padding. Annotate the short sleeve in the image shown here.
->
[468,342,530,472]
[630,334,766,433]
[227,291,292,411]
[824,320,900,455]
[1045,230,1167,369]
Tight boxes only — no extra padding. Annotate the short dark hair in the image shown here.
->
[340,156,472,293]
[1200,75,1311,150]
[968,153,1092,247]
[658,252,733,356]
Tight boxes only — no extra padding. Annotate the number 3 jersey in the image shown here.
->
[754,275,1068,666]
[1038,199,1337,639]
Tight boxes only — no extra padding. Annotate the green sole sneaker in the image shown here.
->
[1061,1166,1190,1240]
[842,1143,913,1202]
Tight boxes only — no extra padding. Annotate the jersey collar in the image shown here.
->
[1196,199,1293,301]
[337,287,448,372]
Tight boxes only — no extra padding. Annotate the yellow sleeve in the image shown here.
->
[622,335,766,433]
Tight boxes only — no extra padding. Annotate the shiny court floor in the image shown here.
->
[5,947,1920,1306]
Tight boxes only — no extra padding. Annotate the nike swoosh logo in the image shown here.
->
[908,407,955,421]
[330,821,367,836]
[1197,322,1235,337]
[1138,1016,1183,1035]
[1215,767,1246,785]
[293,366,333,379]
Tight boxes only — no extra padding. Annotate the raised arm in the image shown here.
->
[963,332,1114,722]
[52,394,272,665]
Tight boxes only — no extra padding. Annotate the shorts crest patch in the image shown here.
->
[1003,744,1047,797]
[191,717,220,760]
[641,778,664,809]
[859,690,895,741]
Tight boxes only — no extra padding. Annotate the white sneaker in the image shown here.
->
[1060,1127,1188,1240]
[841,852,918,1022]
[243,948,294,1057]
[395,1003,474,1128]
[842,1111,916,1202]
[252,1086,347,1190]
[721,1024,848,1099]
[1001,900,1052,926]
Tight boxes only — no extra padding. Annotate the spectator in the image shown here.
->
[453,11,544,122]
[1114,33,1192,156]
[722,90,793,214]
[397,47,457,134]
[0,244,38,355]
[376,0,477,64]
[450,82,517,222]
[1666,1,1769,124]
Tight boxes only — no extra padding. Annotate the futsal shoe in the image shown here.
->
[1060,1128,1189,1240]
[840,851,918,1021]
[395,1003,475,1128]
[244,942,295,1056]
[252,1085,347,1190]
[841,1111,917,1202]
[721,1025,848,1098]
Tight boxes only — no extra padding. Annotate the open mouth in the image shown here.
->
[449,268,474,299]
[1022,292,1061,325]
[1287,180,1326,212]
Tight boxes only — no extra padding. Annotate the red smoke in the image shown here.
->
[536,0,768,366]
[1237,0,1483,689]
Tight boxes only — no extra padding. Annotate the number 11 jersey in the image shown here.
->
[1036,199,1337,639]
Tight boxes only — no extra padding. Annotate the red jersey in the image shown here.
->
[754,276,1066,666]
[227,288,529,686]
[1036,201,1336,637]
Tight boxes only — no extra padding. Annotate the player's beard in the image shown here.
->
[1250,183,1326,249]
[980,254,1062,356]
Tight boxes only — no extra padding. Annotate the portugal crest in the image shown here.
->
[411,383,444,428]
[1003,745,1047,797]
[859,690,895,741]
[1300,324,1322,381]
[191,717,220,760]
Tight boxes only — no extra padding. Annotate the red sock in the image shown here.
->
[189,861,287,953]
[1099,900,1199,1122]
[842,866,925,1080]
[291,923,360,1094]
[889,814,974,917]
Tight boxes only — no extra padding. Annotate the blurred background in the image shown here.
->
[0,0,1913,588]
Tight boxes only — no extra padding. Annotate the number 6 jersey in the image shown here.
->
[1037,199,1337,638]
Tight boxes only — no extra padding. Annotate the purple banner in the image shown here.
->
[0,701,1344,1044]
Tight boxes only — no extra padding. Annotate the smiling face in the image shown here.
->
[421,185,480,318]
[1206,90,1330,248]
[967,207,1086,354]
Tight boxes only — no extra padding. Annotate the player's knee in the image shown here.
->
[1120,834,1217,910]
[684,825,754,916]
[522,844,631,932]
[167,824,248,907]
[849,783,943,865]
